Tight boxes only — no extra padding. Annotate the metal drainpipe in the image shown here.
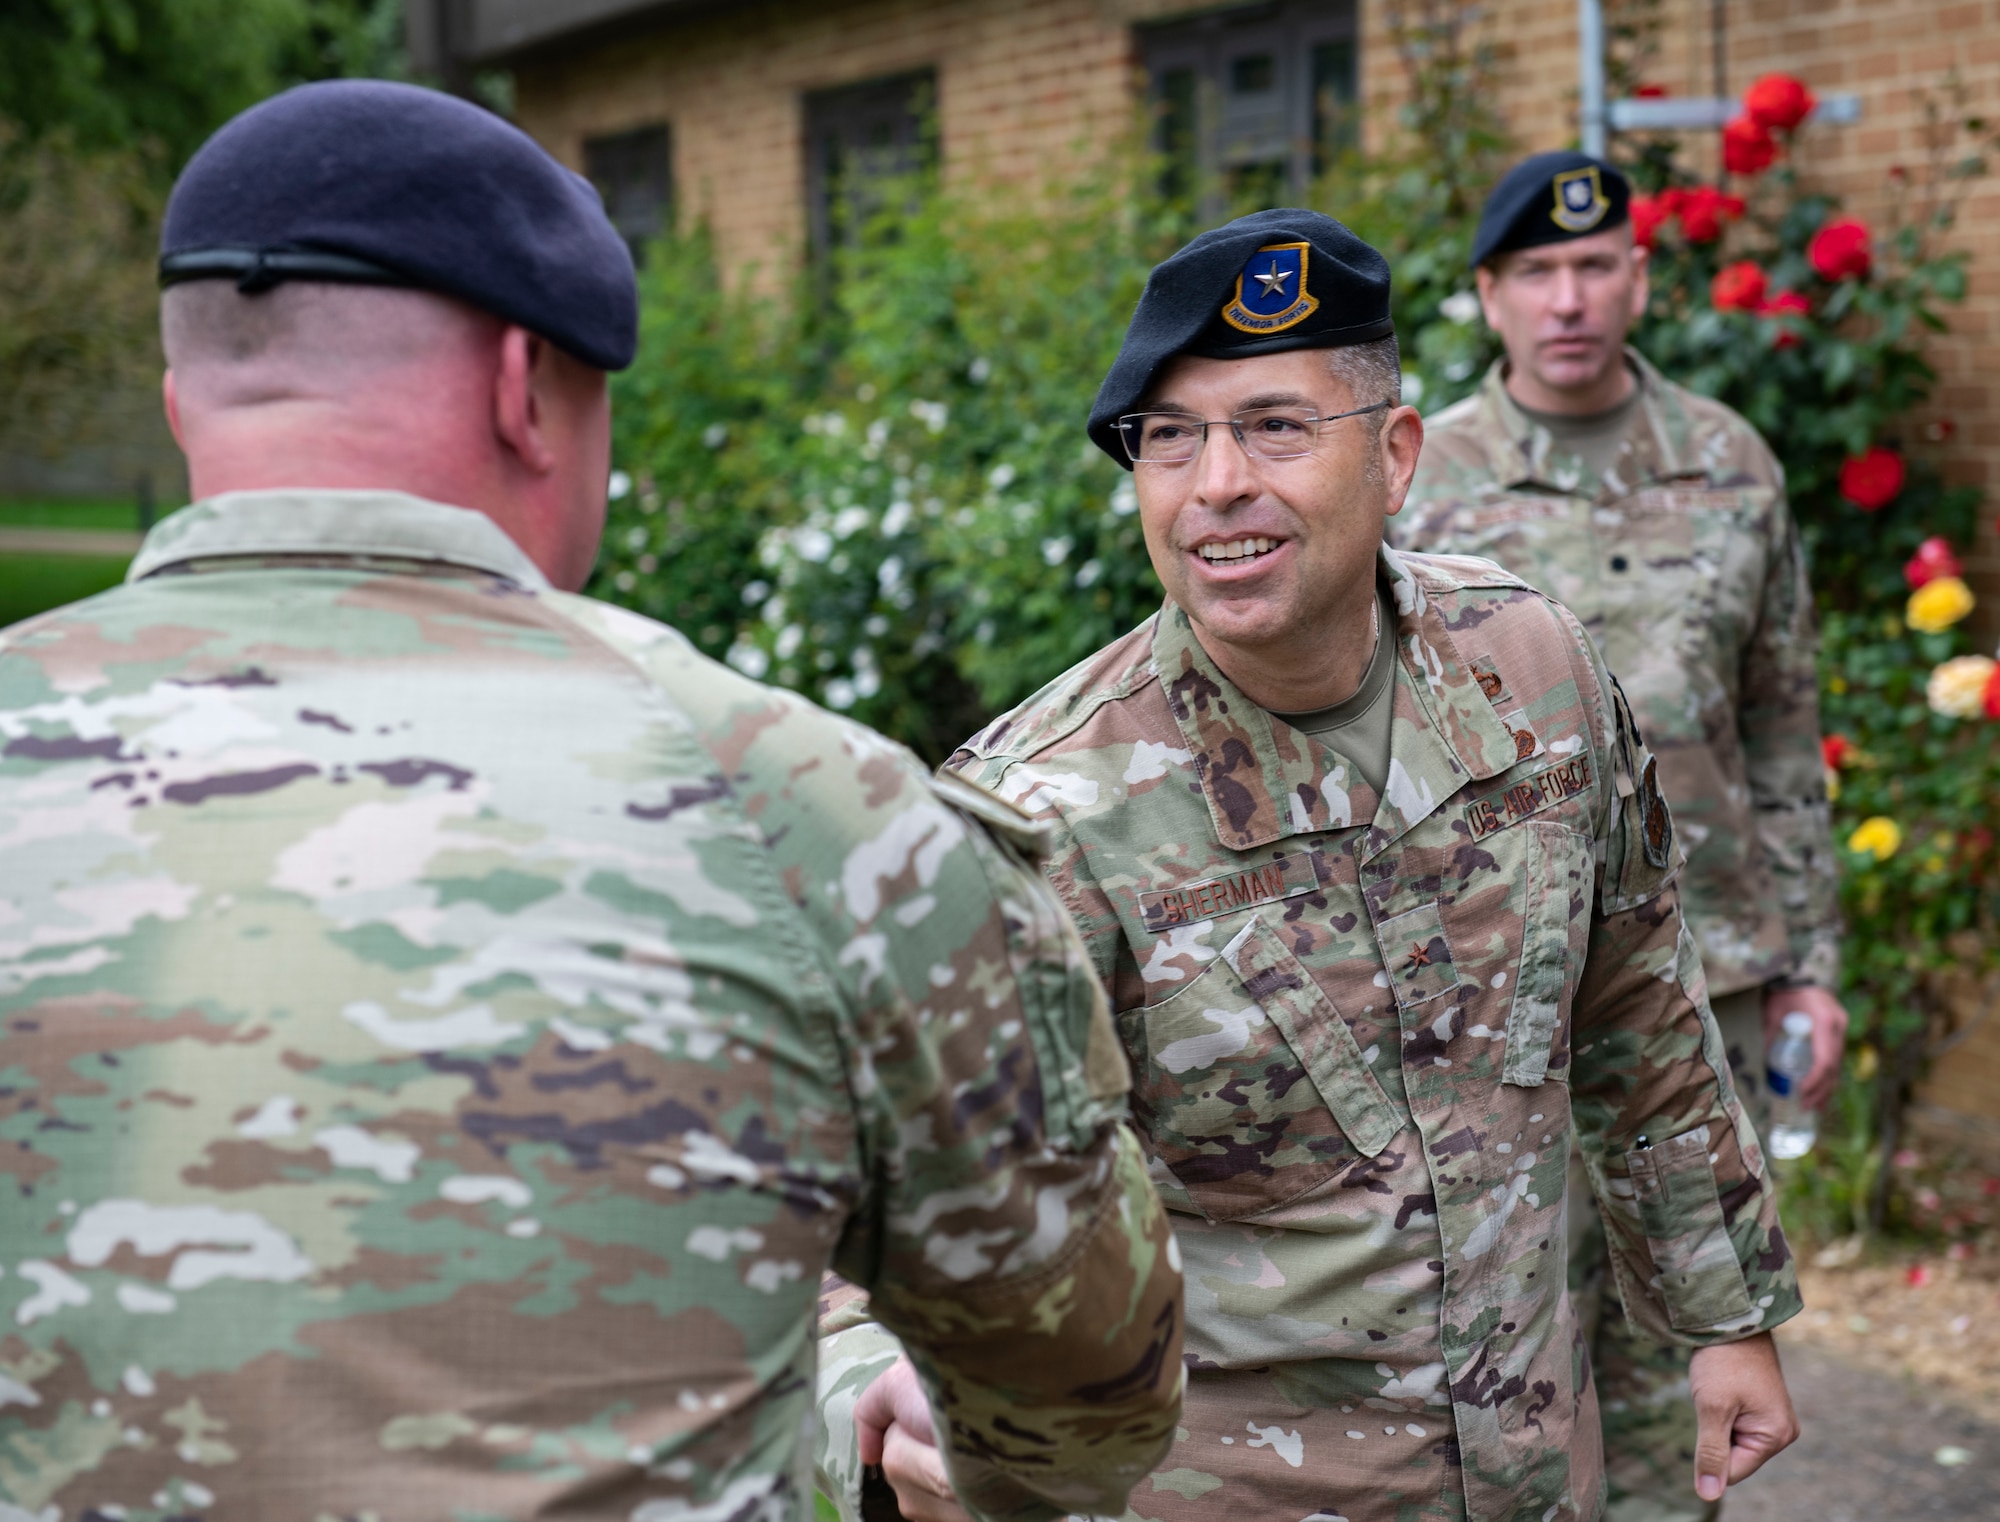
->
[1579,0,1608,157]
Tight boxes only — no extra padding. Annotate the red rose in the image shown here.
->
[1821,734,1852,770]
[1672,187,1736,243]
[1723,115,1778,175]
[1839,445,1905,511]
[1904,535,1963,589]
[1985,664,2000,720]
[1756,288,1810,347]
[1635,83,1668,99]
[1657,186,1690,215]
[1810,218,1873,280]
[1744,73,1817,131]
[1630,195,1670,249]
[1676,186,1745,243]
[1710,261,1769,311]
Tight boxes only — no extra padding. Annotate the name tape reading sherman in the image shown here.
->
[1139,851,1328,931]
[1464,756,1594,841]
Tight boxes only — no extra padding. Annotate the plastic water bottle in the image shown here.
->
[1764,1009,1817,1160]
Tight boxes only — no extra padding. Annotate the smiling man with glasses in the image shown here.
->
[818,208,1803,1522]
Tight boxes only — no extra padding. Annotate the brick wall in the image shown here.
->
[512,0,1194,290]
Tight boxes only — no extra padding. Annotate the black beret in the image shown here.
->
[1470,151,1631,269]
[161,80,637,371]
[1087,208,1394,468]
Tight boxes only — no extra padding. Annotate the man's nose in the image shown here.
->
[1551,266,1585,314]
[1194,422,1258,503]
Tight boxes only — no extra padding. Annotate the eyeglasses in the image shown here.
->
[1115,401,1393,465]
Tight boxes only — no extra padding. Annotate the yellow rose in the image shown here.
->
[1925,654,1997,717]
[1907,575,1976,634]
[1847,815,1902,861]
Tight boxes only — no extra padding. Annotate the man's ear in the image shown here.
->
[1379,405,1425,519]
[1474,262,1501,329]
[492,325,557,475]
[163,370,185,450]
[1628,243,1651,325]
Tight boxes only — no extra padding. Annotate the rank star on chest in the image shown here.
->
[1405,941,1432,970]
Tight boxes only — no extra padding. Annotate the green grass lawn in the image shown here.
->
[0,496,151,531]
[0,553,130,629]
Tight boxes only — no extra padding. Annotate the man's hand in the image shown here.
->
[1763,984,1849,1110]
[854,1357,974,1522]
[1687,1332,1800,1503]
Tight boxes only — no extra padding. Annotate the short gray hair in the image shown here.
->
[1326,332,1402,410]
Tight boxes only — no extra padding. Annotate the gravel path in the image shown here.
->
[1723,1337,2000,1519]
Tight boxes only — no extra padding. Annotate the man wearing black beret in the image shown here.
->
[824,206,1802,1522]
[1396,151,1845,1522]
[0,79,1191,1520]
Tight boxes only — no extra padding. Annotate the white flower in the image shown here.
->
[1440,290,1481,325]
[1926,654,1996,718]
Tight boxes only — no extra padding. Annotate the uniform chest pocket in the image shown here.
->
[1500,821,1593,1087]
[1118,914,1402,1223]
[1607,488,1756,680]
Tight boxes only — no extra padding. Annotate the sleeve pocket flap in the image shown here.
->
[1627,1126,1755,1330]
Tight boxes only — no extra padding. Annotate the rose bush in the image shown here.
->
[1618,75,2000,1235]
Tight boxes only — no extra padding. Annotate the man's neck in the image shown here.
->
[1502,353,1637,417]
[1192,585,1380,715]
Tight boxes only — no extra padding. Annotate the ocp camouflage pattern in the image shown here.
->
[1395,354,1841,997]
[0,490,1183,1522]
[910,545,1798,1522]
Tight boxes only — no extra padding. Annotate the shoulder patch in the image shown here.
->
[1638,753,1673,869]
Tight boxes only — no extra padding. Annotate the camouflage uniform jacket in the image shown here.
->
[0,490,1183,1522]
[1395,354,1841,996]
[944,546,1800,1522]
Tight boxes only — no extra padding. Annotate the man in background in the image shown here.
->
[0,79,1181,1522]
[1396,150,1846,1522]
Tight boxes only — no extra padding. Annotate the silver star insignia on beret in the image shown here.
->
[1253,260,1292,298]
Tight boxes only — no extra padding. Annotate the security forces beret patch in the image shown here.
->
[1087,208,1394,468]
[161,80,638,371]
[1470,150,1632,270]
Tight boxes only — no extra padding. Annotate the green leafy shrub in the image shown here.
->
[598,158,1183,761]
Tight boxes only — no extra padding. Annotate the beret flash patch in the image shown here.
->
[1640,753,1673,868]
[1220,241,1321,335]
[1550,166,1610,233]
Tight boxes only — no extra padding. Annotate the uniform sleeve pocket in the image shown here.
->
[1502,822,1589,1087]
[1627,1126,1754,1330]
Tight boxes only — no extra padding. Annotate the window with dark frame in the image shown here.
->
[584,124,674,264]
[803,69,937,257]
[1137,2,1359,218]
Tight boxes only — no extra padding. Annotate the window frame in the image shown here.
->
[584,121,676,264]
[1137,1,1360,217]
[802,68,939,258]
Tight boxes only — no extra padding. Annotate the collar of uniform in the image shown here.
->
[1476,346,1703,498]
[1149,544,1519,853]
[127,489,552,588]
